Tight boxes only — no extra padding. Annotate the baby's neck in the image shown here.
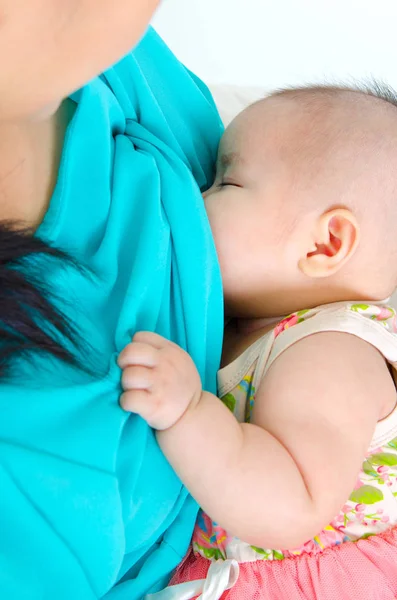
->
[223,293,391,368]
[222,316,284,368]
[235,315,284,336]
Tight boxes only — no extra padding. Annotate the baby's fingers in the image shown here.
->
[120,389,155,422]
[118,342,158,369]
[133,331,179,350]
[122,365,154,391]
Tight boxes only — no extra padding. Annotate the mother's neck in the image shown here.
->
[0,99,74,229]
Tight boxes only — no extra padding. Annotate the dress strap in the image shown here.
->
[251,304,397,446]
[217,336,269,397]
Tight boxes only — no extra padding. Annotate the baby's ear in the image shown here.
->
[298,208,360,278]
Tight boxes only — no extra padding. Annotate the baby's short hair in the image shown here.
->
[268,81,397,292]
[271,80,397,111]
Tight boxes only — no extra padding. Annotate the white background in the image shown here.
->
[153,0,397,91]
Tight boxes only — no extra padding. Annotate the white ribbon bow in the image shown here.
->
[145,559,240,600]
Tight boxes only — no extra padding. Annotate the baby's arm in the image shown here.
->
[119,331,394,549]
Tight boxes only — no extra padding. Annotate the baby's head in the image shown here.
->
[204,84,397,318]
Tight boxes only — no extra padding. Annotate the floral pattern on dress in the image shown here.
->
[351,303,397,332]
[239,376,256,423]
[192,303,397,563]
[193,512,229,561]
[274,310,310,339]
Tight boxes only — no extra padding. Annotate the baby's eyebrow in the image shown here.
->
[220,152,243,168]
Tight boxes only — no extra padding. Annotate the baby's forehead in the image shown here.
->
[219,152,242,168]
[226,89,397,166]
[219,98,302,167]
[221,89,397,205]
[223,96,306,153]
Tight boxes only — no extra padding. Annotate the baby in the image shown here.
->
[119,85,397,600]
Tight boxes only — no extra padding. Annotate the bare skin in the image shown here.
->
[0,0,160,119]
[0,99,76,230]
[119,90,397,549]
[0,0,159,230]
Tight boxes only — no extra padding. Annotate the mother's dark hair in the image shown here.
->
[0,222,80,377]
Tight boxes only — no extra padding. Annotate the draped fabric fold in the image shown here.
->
[0,27,224,599]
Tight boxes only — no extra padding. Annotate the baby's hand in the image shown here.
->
[118,332,203,430]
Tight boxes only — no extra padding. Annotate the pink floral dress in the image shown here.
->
[163,303,397,600]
